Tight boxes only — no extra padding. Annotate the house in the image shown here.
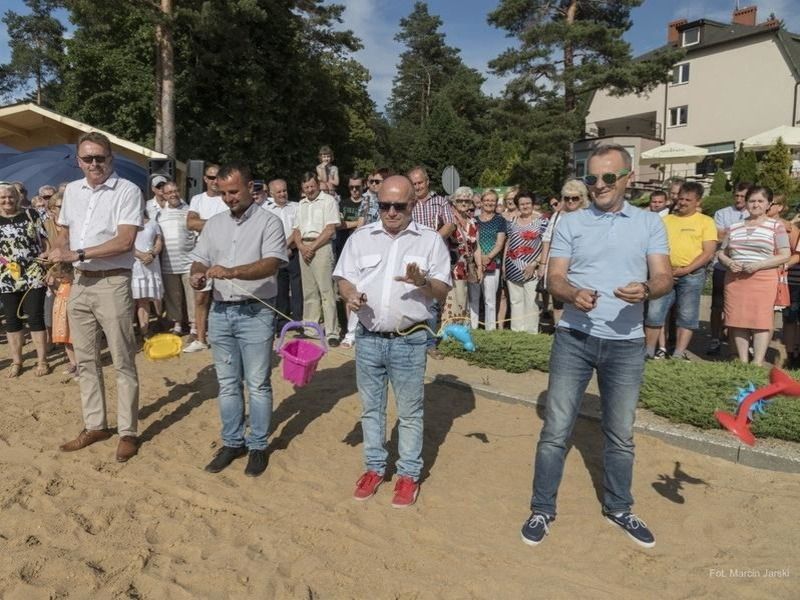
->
[573,6,800,184]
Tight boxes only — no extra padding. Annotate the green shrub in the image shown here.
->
[701,194,730,217]
[440,330,800,442]
[709,167,728,196]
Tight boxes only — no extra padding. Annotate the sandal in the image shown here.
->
[34,362,50,377]
[6,363,22,379]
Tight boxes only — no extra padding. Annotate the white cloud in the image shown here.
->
[339,0,404,113]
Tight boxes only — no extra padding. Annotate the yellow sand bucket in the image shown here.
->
[143,333,183,360]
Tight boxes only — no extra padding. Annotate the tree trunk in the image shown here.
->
[563,0,578,114]
[154,23,163,152]
[159,0,176,158]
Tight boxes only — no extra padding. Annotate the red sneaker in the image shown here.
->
[353,470,383,501]
[391,475,419,508]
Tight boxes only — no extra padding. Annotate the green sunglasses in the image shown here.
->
[583,168,631,187]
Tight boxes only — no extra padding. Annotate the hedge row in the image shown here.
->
[439,330,800,442]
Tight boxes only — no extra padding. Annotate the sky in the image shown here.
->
[2,0,800,112]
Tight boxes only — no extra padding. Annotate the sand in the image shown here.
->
[0,341,798,599]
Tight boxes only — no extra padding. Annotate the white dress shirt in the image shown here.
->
[295,192,340,239]
[264,201,298,242]
[333,221,452,332]
[58,173,144,270]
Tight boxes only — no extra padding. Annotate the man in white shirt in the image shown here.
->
[185,163,226,352]
[292,172,341,345]
[334,175,452,508]
[48,131,143,463]
[157,180,196,334]
[266,178,302,334]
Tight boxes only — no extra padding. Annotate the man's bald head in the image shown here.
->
[378,175,414,203]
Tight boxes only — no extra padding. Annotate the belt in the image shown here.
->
[214,298,264,306]
[360,322,427,339]
[76,268,131,278]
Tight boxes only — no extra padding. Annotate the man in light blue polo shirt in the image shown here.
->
[520,144,673,549]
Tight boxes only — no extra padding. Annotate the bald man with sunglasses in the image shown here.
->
[333,175,451,509]
[521,144,672,549]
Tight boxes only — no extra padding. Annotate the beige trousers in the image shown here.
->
[299,243,340,337]
[68,273,140,436]
[508,279,540,333]
[163,272,195,325]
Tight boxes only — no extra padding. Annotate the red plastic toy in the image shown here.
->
[714,367,800,446]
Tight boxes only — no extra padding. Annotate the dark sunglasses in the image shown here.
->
[40,194,53,200]
[378,202,409,212]
[562,196,581,202]
[582,168,630,187]
[368,179,383,184]
[79,154,109,164]
[349,185,362,190]
[204,174,217,180]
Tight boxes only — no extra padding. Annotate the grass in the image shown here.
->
[439,330,800,443]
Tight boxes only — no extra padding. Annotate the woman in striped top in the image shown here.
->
[717,186,790,365]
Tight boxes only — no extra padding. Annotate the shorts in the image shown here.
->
[645,269,706,330]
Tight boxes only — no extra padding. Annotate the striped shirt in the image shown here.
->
[156,202,196,274]
[726,218,788,264]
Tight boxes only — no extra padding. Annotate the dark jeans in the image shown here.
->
[275,251,303,334]
[531,327,646,517]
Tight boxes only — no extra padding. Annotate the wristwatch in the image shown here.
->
[76,248,86,262]
[640,281,650,300]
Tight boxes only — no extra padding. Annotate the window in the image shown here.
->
[682,28,700,47]
[671,63,690,85]
[668,106,688,127]
[574,150,589,178]
[696,142,735,176]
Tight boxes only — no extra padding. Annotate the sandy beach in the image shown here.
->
[0,341,798,599]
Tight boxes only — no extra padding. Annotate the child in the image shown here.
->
[316,145,339,195]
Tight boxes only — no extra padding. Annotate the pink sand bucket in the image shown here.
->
[276,321,328,387]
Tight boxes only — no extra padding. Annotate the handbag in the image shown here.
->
[775,268,790,309]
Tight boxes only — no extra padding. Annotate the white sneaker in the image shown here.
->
[171,324,183,335]
[341,333,355,349]
[183,340,209,353]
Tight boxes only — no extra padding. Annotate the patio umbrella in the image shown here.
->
[0,144,148,194]
[640,142,709,165]
[741,125,800,151]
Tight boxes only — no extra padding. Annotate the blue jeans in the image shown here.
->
[531,327,646,516]
[208,300,276,450]
[644,269,706,330]
[355,325,427,479]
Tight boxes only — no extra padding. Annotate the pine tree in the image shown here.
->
[730,143,758,187]
[0,0,65,106]
[759,138,795,196]
[488,0,683,189]
[710,161,728,196]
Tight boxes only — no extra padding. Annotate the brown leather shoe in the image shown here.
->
[59,429,112,452]
[116,436,139,462]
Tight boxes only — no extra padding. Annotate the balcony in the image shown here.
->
[585,112,661,140]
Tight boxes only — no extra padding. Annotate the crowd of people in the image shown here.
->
[2,134,799,547]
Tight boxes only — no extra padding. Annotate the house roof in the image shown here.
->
[637,19,800,81]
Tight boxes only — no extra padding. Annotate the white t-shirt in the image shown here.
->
[189,192,228,221]
[58,173,144,270]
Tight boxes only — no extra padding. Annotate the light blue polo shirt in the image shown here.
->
[550,201,669,340]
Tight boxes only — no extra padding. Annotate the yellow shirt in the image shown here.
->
[663,212,718,268]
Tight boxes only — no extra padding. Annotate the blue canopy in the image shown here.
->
[0,144,148,194]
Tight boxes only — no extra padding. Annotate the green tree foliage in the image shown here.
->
[709,161,728,196]
[487,0,683,191]
[0,0,65,105]
[758,137,796,197]
[730,142,758,187]
[51,0,376,190]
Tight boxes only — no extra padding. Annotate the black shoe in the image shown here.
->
[327,336,340,348]
[205,445,247,473]
[244,449,268,477]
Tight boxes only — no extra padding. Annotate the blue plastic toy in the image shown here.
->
[440,324,476,352]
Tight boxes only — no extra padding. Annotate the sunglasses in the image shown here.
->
[205,174,217,180]
[368,179,383,185]
[79,155,109,164]
[40,194,53,200]
[562,196,581,202]
[349,185,362,190]
[582,168,630,187]
[454,198,472,203]
[378,202,409,212]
